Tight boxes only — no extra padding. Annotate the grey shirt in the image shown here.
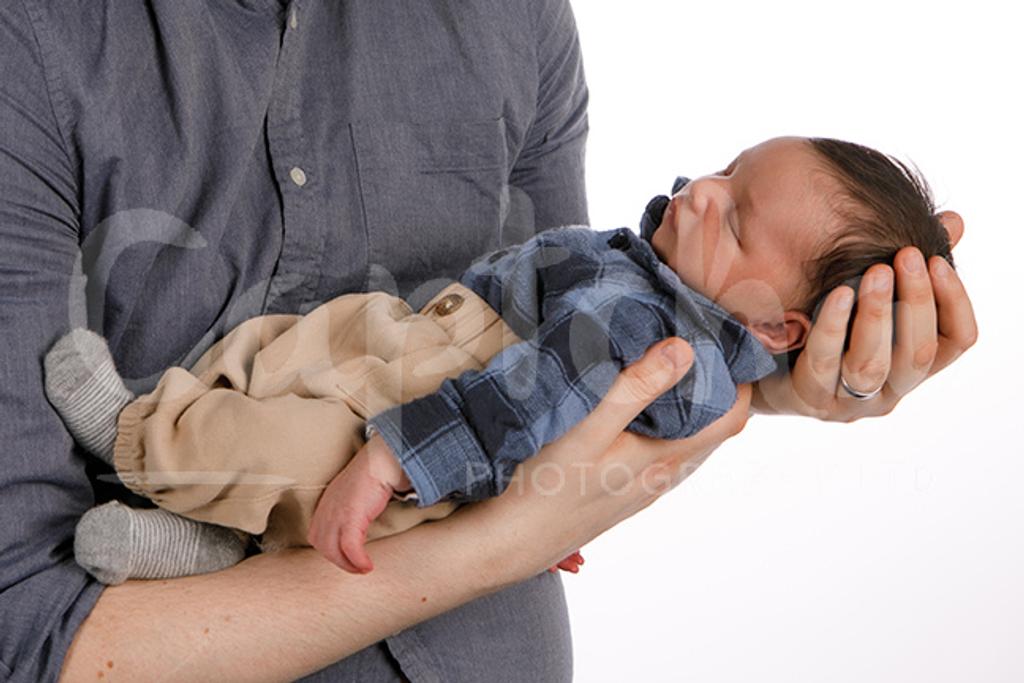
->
[0,0,588,680]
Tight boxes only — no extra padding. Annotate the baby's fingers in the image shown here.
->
[339,514,374,574]
[307,509,352,572]
[331,540,365,575]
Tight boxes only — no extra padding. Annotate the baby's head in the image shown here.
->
[648,136,955,354]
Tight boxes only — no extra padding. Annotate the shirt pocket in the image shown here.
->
[351,118,510,294]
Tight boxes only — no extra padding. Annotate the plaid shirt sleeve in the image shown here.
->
[367,227,777,506]
[367,230,664,506]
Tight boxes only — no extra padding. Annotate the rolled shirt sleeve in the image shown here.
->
[368,291,634,506]
[368,227,780,507]
[368,230,656,506]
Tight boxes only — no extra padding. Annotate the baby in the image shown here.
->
[45,136,954,584]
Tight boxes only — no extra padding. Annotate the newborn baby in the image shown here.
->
[45,136,954,584]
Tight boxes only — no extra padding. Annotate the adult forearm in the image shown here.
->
[61,337,738,682]
[61,515,517,682]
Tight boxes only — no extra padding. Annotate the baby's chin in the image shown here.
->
[648,220,675,264]
[670,266,731,308]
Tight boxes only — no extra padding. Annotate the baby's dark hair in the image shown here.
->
[799,138,955,325]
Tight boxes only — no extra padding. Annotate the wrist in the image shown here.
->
[366,433,411,491]
[393,469,412,493]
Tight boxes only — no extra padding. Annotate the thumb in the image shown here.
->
[582,337,694,448]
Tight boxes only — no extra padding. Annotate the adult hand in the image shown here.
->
[753,211,977,421]
[60,336,750,681]
[466,336,753,580]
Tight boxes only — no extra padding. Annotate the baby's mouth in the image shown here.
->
[641,178,691,242]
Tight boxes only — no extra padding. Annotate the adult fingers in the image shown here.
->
[579,337,694,452]
[653,383,753,478]
[689,383,751,450]
[928,255,978,374]
[937,210,964,248]
[789,285,855,414]
[839,264,894,397]
[888,247,938,396]
[626,385,753,500]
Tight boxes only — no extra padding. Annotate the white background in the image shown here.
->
[565,2,1023,681]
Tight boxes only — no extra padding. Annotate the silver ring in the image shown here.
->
[839,373,884,401]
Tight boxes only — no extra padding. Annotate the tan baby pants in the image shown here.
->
[113,283,522,551]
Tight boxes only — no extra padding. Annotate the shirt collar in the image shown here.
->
[615,227,723,325]
[639,176,691,244]
[621,219,778,376]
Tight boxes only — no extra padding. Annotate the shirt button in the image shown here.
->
[432,293,464,317]
[289,10,298,29]
[289,166,307,187]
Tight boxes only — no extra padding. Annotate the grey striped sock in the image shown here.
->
[75,501,249,585]
[44,328,135,465]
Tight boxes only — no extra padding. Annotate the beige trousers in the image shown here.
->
[113,283,522,551]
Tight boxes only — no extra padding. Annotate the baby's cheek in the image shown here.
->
[715,277,789,322]
[678,245,745,303]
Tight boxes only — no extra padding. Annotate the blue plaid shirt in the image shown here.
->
[367,225,778,506]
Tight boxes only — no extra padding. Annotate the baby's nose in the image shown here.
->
[688,178,725,214]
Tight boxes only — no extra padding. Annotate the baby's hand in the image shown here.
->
[548,549,585,574]
[308,433,411,574]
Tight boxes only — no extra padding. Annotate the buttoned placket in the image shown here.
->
[262,0,325,315]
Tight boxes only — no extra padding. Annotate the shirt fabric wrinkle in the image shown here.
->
[368,226,778,506]
[0,0,586,680]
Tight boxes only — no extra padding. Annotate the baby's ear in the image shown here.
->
[749,311,811,354]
